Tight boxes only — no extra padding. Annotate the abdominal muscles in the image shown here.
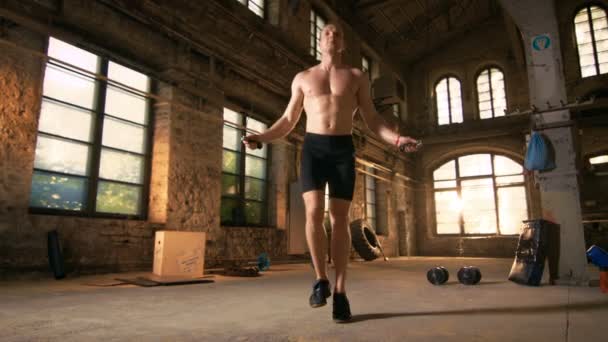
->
[303,94,357,135]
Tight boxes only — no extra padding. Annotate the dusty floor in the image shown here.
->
[1,257,607,341]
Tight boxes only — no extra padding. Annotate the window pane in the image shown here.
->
[95,181,141,215]
[597,38,608,53]
[221,198,239,224]
[578,42,594,55]
[498,186,528,235]
[34,135,90,176]
[581,64,597,77]
[575,9,589,23]
[39,99,94,142]
[580,53,597,66]
[245,201,263,225]
[222,174,240,195]
[222,150,240,174]
[477,81,490,92]
[366,205,376,220]
[433,160,456,180]
[99,149,144,184]
[494,155,523,175]
[223,126,242,152]
[245,155,266,179]
[436,79,450,125]
[434,191,460,234]
[576,21,593,44]
[369,217,376,231]
[48,38,99,72]
[599,50,608,65]
[590,155,608,164]
[245,177,265,201]
[462,178,497,234]
[365,173,375,188]
[594,28,608,41]
[43,64,97,109]
[105,86,148,124]
[496,175,524,185]
[102,117,146,154]
[493,102,506,117]
[223,108,242,125]
[479,110,493,119]
[490,68,503,81]
[478,92,492,102]
[29,171,87,211]
[108,62,149,92]
[434,180,457,189]
[246,117,266,133]
[479,101,492,111]
[459,154,492,177]
[366,189,376,204]
[451,106,464,123]
[591,6,606,19]
[449,78,461,95]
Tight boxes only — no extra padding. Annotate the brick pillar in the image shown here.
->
[154,83,224,262]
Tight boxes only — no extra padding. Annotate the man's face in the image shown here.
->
[320,24,344,55]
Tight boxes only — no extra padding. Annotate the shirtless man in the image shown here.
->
[243,23,419,322]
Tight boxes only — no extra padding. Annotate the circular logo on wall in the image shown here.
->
[532,35,551,51]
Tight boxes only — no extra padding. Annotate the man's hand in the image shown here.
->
[242,134,263,150]
[398,136,422,153]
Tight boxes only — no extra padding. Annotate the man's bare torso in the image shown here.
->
[298,65,363,135]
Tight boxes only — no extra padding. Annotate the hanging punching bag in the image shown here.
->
[47,230,66,279]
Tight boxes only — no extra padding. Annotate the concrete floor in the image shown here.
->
[1,257,607,342]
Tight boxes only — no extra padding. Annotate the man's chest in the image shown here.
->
[301,71,358,97]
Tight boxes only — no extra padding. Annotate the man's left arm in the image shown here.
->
[356,72,418,151]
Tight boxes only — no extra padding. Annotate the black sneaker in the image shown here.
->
[309,279,331,308]
[332,292,352,323]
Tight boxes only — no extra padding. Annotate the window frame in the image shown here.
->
[431,153,529,237]
[29,38,154,220]
[310,8,326,61]
[237,0,266,18]
[221,108,271,227]
[434,75,464,126]
[475,66,507,119]
[364,166,378,232]
[573,4,608,78]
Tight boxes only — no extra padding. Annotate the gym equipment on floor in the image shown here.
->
[427,266,449,285]
[457,266,482,285]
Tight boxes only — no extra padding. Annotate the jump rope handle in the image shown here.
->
[241,136,263,150]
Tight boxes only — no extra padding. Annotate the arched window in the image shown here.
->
[435,77,463,125]
[477,68,506,119]
[432,154,528,235]
[574,5,608,77]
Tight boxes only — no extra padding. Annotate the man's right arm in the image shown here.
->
[243,73,304,146]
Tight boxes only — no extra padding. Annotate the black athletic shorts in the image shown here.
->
[300,132,356,201]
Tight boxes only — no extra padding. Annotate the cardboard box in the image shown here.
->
[153,231,206,278]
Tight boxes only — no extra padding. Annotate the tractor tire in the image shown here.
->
[350,219,381,261]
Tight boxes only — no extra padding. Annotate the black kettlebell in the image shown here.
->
[457,266,482,285]
[427,266,449,285]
